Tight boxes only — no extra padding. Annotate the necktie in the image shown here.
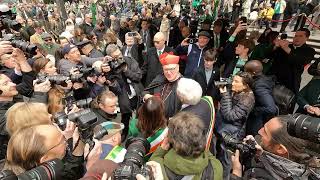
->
[158,50,162,56]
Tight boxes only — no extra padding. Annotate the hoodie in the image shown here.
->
[150,148,223,180]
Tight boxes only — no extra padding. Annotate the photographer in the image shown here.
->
[90,90,120,124]
[105,44,143,138]
[230,115,320,179]
[77,40,104,58]
[121,32,145,67]
[269,28,316,95]
[3,124,85,180]
[216,71,255,179]
[175,30,211,78]
[150,112,223,179]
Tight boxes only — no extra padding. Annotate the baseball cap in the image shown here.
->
[62,44,77,56]
[198,31,211,39]
[94,121,124,140]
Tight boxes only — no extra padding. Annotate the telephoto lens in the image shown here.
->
[290,114,320,144]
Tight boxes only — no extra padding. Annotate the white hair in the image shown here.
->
[177,78,202,105]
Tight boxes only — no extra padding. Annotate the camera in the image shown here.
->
[128,32,137,37]
[0,159,64,180]
[69,67,95,83]
[0,9,21,32]
[222,132,257,164]
[74,98,93,108]
[11,40,37,56]
[37,74,69,86]
[289,114,320,144]
[214,77,232,86]
[187,38,198,44]
[112,137,153,180]
[280,33,288,40]
[53,109,107,150]
[109,57,127,74]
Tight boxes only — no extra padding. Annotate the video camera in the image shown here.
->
[112,137,154,180]
[54,108,108,150]
[0,159,64,180]
[289,114,320,144]
[0,8,21,32]
[37,74,69,86]
[222,132,257,164]
[214,77,232,87]
[108,57,127,74]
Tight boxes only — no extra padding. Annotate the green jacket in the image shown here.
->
[150,147,223,180]
[297,77,320,108]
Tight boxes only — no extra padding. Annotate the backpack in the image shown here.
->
[272,84,295,115]
[164,161,214,180]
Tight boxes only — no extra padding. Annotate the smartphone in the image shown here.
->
[128,32,137,37]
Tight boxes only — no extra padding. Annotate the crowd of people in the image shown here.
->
[0,0,319,179]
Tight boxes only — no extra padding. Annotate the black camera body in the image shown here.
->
[222,133,257,164]
[37,74,69,86]
[0,159,64,180]
[112,137,153,180]
[0,9,21,32]
[214,78,232,87]
[11,40,37,56]
[109,57,127,74]
[187,38,198,44]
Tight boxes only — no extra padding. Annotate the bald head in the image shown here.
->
[244,60,263,76]
[154,32,166,50]
[154,32,165,40]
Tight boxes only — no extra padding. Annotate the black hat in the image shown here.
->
[62,44,77,56]
[198,31,211,39]
[76,40,91,48]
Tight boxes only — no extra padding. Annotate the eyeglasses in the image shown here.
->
[163,66,177,72]
[45,135,67,154]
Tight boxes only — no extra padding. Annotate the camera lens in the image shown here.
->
[124,137,150,167]
[17,159,64,180]
[289,114,320,144]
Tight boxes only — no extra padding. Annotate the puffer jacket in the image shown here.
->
[218,90,255,139]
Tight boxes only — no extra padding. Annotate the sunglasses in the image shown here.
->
[44,38,52,42]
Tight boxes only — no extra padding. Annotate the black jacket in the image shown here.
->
[142,74,182,118]
[117,56,144,113]
[142,46,174,86]
[231,151,320,180]
[270,43,316,94]
[121,43,145,67]
[192,66,221,100]
[80,23,94,35]
[217,91,255,139]
[246,75,278,135]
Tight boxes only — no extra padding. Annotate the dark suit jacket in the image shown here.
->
[192,66,221,100]
[121,43,145,67]
[270,43,316,94]
[211,31,229,50]
[142,46,174,86]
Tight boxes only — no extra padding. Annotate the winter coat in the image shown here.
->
[150,147,223,180]
[231,151,320,180]
[218,90,255,139]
